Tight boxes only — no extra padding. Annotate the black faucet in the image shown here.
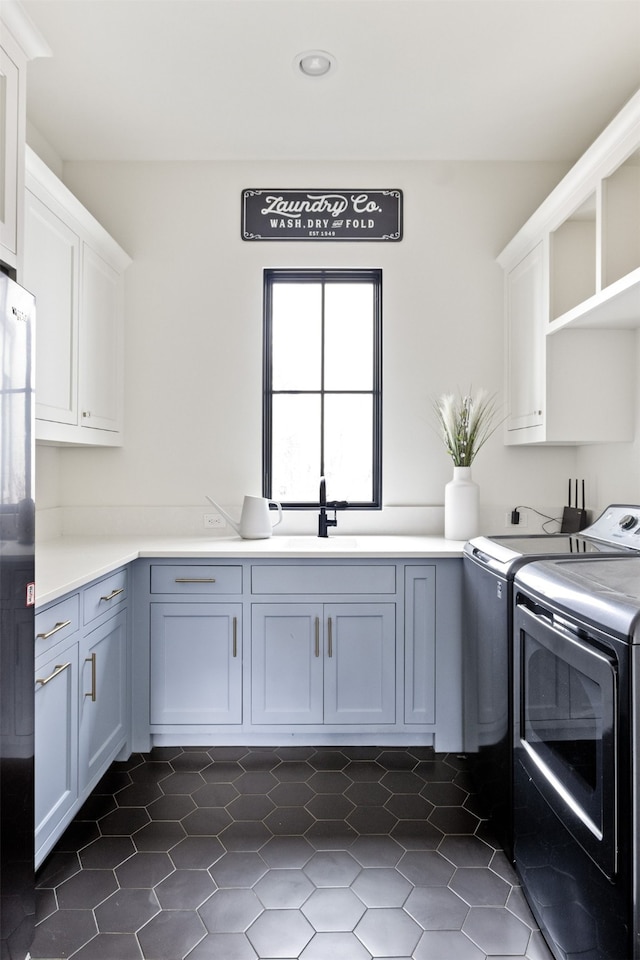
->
[318,477,336,538]
[318,477,348,537]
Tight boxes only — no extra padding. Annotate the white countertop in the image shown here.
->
[35,534,464,607]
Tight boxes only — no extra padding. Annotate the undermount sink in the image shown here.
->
[285,537,358,548]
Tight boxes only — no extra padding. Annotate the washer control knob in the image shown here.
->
[620,514,638,530]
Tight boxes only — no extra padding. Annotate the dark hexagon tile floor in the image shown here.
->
[32,747,554,960]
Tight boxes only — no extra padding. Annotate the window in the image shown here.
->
[263,268,382,509]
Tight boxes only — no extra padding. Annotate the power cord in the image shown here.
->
[513,505,563,534]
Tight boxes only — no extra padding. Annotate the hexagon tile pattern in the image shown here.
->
[32,747,554,960]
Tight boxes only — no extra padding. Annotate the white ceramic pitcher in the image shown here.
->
[206,494,283,539]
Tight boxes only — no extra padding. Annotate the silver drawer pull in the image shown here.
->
[174,578,217,583]
[36,662,71,686]
[100,587,124,602]
[328,617,333,658]
[233,617,238,658]
[36,619,72,640]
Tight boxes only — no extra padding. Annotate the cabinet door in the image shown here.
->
[35,646,78,865]
[404,566,436,724]
[79,610,128,791]
[251,603,323,724]
[505,242,545,434]
[0,44,19,260]
[150,603,242,724]
[24,189,80,427]
[79,244,123,433]
[324,603,396,724]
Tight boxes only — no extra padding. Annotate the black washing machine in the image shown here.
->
[463,505,640,859]
[513,552,640,960]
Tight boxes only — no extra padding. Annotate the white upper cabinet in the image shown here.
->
[24,148,131,445]
[504,242,545,434]
[0,6,50,270]
[500,90,640,445]
[24,188,80,426]
[79,245,124,434]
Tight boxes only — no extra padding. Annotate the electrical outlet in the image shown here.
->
[204,513,226,529]
[505,510,527,527]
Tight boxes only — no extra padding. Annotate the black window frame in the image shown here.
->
[262,267,382,510]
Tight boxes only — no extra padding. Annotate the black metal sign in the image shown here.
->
[241,189,403,241]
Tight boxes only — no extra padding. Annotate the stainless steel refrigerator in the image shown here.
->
[0,273,35,959]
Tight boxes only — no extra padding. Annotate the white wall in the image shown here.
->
[36,157,587,536]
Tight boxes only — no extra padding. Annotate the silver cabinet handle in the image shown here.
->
[36,662,71,686]
[315,617,320,657]
[100,587,124,602]
[174,578,217,583]
[36,619,72,640]
[85,653,97,701]
[233,617,238,658]
[327,617,333,658]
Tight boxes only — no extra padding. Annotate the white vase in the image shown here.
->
[444,465,480,541]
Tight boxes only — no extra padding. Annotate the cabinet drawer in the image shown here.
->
[84,568,128,625]
[150,565,243,595]
[251,564,396,595]
[35,594,80,658]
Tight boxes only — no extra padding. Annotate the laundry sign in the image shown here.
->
[241,189,403,241]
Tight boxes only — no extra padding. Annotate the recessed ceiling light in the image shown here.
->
[295,50,336,78]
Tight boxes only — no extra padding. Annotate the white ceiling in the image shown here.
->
[16,0,640,164]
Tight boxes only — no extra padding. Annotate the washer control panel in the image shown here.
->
[585,505,640,548]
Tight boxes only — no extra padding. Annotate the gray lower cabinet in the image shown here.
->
[251,602,396,725]
[404,565,437,724]
[35,556,462,857]
[146,564,244,730]
[131,556,463,753]
[34,639,79,865]
[79,608,128,792]
[150,602,242,724]
[34,568,130,866]
[251,603,322,725]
